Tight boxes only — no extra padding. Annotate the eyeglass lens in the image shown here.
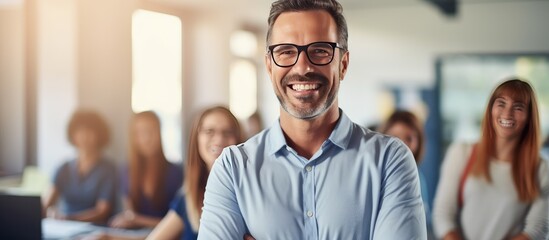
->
[271,42,335,67]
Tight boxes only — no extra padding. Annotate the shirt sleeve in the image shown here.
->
[197,148,247,240]
[523,160,549,240]
[372,138,427,240]
[432,142,471,238]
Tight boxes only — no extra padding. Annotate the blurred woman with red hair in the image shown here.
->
[433,79,549,240]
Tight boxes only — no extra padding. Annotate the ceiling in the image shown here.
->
[148,0,430,23]
[151,0,544,10]
[149,0,548,22]
[152,0,422,10]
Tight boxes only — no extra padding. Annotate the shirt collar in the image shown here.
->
[267,119,287,155]
[267,109,353,155]
[327,109,352,150]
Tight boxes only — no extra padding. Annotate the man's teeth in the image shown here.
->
[498,119,515,127]
[291,84,319,91]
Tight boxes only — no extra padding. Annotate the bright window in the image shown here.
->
[229,30,258,119]
[230,60,257,119]
[131,9,182,162]
[230,30,258,58]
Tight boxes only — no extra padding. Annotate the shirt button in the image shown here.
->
[305,166,312,172]
[307,211,313,217]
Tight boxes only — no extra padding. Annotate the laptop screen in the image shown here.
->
[0,192,42,239]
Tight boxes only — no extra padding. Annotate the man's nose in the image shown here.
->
[292,50,314,74]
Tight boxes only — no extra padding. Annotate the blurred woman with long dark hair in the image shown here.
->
[110,111,182,229]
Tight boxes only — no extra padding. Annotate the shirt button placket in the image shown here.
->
[303,164,317,240]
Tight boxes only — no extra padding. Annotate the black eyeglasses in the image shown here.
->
[267,41,345,68]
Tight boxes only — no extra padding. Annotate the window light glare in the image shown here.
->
[230,30,258,58]
[230,60,257,119]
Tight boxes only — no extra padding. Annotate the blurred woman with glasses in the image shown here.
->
[146,106,242,240]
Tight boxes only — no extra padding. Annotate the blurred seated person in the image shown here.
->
[146,106,242,240]
[109,111,182,229]
[378,110,430,224]
[42,109,117,224]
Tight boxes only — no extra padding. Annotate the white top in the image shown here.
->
[433,142,549,240]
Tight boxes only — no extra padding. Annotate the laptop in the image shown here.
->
[0,192,42,239]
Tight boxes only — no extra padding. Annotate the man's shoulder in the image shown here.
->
[238,125,272,148]
[347,121,401,149]
[218,128,273,166]
[343,122,414,170]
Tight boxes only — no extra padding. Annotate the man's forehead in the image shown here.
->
[270,10,338,44]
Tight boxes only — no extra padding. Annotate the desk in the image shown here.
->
[43,218,152,240]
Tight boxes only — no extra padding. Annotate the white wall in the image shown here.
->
[76,0,135,165]
[0,4,25,174]
[186,12,233,118]
[338,1,549,126]
[36,0,77,178]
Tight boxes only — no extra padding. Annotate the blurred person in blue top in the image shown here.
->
[197,0,427,239]
[379,110,432,233]
[146,106,242,240]
[109,111,182,229]
[42,109,117,224]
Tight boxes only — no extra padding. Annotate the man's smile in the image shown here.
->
[289,83,321,91]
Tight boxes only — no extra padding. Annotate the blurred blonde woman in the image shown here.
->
[433,79,549,240]
[147,106,242,240]
[110,111,182,229]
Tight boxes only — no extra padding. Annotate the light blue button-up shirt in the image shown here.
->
[198,110,427,239]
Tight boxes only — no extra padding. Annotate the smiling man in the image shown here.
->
[197,0,427,239]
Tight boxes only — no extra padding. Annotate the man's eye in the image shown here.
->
[277,50,296,56]
[312,49,329,54]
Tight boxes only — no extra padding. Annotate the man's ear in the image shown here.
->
[339,51,349,81]
[265,53,273,77]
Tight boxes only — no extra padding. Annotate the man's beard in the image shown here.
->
[276,72,337,120]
